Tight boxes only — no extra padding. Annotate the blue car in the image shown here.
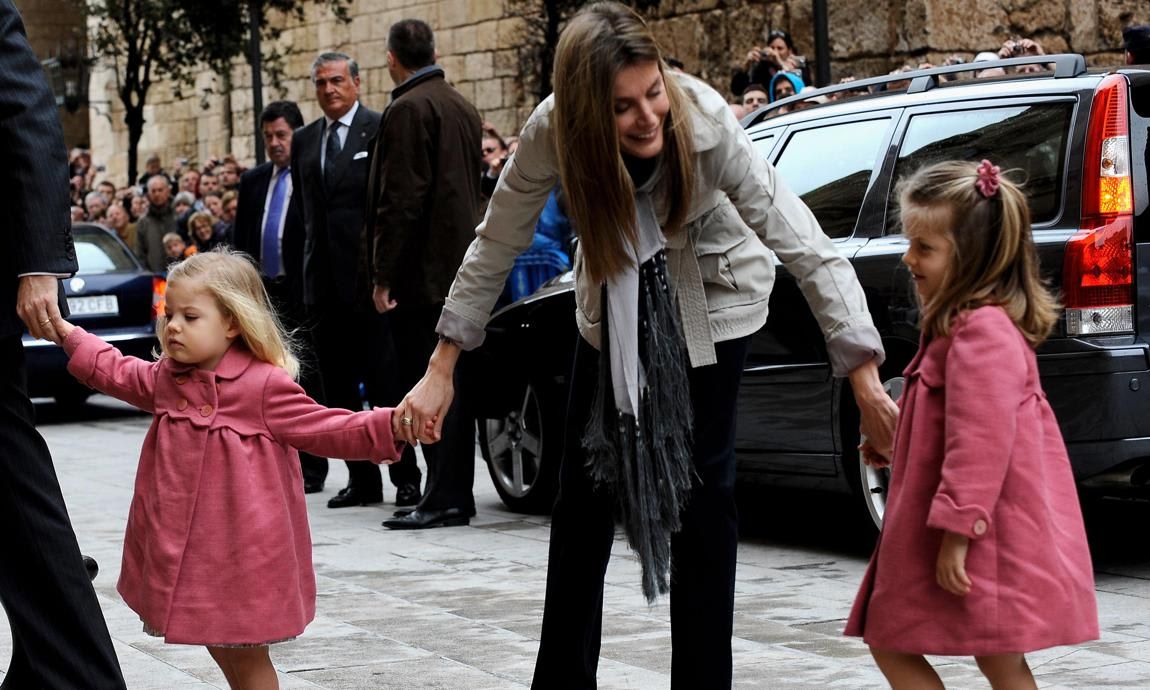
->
[23,223,163,407]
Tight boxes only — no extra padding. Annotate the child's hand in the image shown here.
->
[936,532,972,596]
[859,441,890,468]
[49,313,76,345]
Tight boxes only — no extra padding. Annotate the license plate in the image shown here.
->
[67,295,119,316]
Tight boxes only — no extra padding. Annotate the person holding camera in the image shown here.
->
[480,126,509,199]
[730,28,811,99]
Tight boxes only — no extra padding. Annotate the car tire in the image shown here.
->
[477,379,562,514]
[843,369,906,531]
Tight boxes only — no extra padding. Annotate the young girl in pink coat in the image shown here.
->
[845,160,1098,688]
[49,250,417,689]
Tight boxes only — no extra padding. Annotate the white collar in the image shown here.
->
[324,100,359,130]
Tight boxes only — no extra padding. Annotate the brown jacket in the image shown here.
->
[364,67,483,307]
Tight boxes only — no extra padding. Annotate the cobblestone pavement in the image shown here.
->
[5,396,1150,688]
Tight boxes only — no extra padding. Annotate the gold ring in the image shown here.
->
[401,416,413,426]
[39,318,51,326]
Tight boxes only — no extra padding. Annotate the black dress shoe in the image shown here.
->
[394,482,422,507]
[393,508,414,518]
[304,480,324,494]
[83,555,99,581]
[327,488,383,508]
[382,507,471,530]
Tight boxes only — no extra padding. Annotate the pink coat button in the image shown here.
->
[973,519,988,536]
[176,399,188,411]
[200,404,213,417]
[175,375,188,385]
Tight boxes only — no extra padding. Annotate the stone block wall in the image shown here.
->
[84,0,1149,186]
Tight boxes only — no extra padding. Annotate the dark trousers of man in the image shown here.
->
[390,303,475,513]
[266,278,328,485]
[313,303,422,495]
[0,338,125,689]
[532,335,750,690]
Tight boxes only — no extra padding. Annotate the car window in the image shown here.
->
[753,134,776,158]
[74,230,137,274]
[774,118,890,239]
[889,104,1073,227]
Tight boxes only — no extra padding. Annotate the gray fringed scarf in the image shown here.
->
[583,188,696,603]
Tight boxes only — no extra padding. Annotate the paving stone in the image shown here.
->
[3,395,1150,688]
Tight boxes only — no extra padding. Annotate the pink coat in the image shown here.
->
[844,307,1098,655]
[65,328,404,646]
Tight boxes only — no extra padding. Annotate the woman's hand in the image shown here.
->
[394,339,462,445]
[859,441,890,469]
[936,532,972,596]
[848,359,898,459]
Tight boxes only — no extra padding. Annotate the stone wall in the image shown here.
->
[13,0,89,149]
[85,0,1149,186]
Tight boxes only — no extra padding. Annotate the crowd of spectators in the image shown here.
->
[67,149,245,273]
[727,27,1149,120]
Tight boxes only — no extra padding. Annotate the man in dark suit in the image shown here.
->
[0,1,126,686]
[233,101,330,492]
[291,52,422,508]
[370,20,483,530]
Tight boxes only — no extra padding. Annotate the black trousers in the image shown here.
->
[389,303,475,513]
[532,335,749,690]
[0,337,125,689]
[265,279,328,485]
[313,302,422,494]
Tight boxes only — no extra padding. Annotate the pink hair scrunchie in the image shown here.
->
[975,159,1001,198]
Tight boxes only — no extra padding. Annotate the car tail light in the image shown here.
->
[1064,74,1134,336]
[151,276,166,322]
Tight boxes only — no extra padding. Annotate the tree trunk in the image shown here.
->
[248,0,265,164]
[125,103,144,185]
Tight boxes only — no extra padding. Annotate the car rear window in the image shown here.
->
[889,103,1073,226]
[74,229,138,274]
[773,117,891,239]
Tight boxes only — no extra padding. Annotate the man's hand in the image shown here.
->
[17,275,63,342]
[372,285,398,314]
[936,532,972,596]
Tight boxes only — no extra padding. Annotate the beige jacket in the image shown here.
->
[439,72,883,375]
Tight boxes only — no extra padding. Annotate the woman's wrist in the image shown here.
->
[429,335,462,374]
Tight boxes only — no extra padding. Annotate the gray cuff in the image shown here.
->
[826,324,885,377]
[436,308,487,351]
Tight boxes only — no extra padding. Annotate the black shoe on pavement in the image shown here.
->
[327,488,383,508]
[304,480,324,494]
[393,508,414,518]
[382,508,470,530]
[394,483,422,507]
[83,555,99,581]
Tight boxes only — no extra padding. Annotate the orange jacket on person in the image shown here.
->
[63,327,404,645]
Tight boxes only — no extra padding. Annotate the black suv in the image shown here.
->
[468,55,1150,528]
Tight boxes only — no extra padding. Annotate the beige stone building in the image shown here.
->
[81,0,1148,185]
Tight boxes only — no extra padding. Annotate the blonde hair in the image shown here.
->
[158,248,300,378]
[552,1,695,284]
[898,160,1059,347]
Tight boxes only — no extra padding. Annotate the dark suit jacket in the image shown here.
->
[0,0,74,337]
[291,103,381,307]
[234,162,306,302]
[364,68,483,308]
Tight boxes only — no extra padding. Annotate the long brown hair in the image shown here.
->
[552,2,695,284]
[899,160,1059,347]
